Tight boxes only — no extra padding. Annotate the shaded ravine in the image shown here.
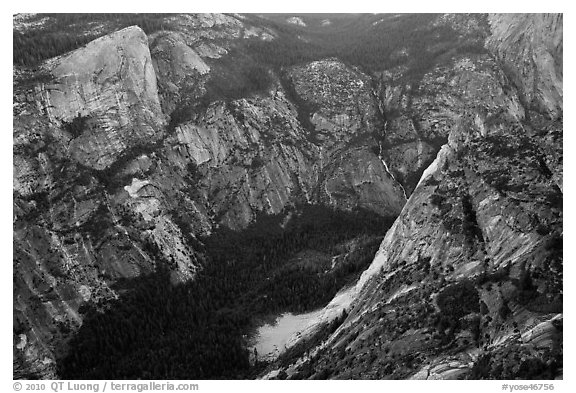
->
[251,138,441,374]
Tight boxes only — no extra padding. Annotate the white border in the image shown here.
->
[3,3,572,391]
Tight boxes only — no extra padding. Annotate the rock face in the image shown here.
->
[272,14,562,380]
[318,147,406,217]
[285,59,406,216]
[159,58,406,228]
[166,88,319,229]
[13,13,562,380]
[285,120,562,379]
[13,25,196,378]
[13,16,405,377]
[40,26,165,170]
[150,31,210,116]
[487,14,563,119]
[287,59,381,150]
[377,54,524,195]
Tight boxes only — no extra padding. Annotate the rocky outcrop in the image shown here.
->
[150,31,210,116]
[486,13,563,189]
[14,19,409,377]
[152,57,407,229]
[287,59,382,151]
[285,59,406,216]
[487,14,563,119]
[38,26,165,170]
[279,114,562,379]
[318,147,406,216]
[162,13,274,58]
[13,26,197,378]
[165,87,319,229]
[272,14,562,380]
[377,54,525,194]
[13,13,562,380]
[162,77,406,228]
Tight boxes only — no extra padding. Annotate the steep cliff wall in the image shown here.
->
[13,16,407,378]
[13,26,199,378]
[285,59,406,216]
[271,13,562,380]
[156,57,406,228]
[378,54,525,194]
[487,14,563,119]
[13,13,562,380]
[39,26,165,170]
[164,88,320,229]
[285,119,562,379]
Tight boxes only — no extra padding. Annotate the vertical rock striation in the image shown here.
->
[39,26,165,170]
[274,13,562,380]
[13,13,562,380]
[487,14,563,119]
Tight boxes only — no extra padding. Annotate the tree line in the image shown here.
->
[14,14,169,67]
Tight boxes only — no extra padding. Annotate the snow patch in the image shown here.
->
[251,311,323,361]
[251,219,403,362]
[124,178,150,198]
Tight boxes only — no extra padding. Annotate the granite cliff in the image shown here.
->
[13,13,562,379]
[14,14,404,377]
[263,13,563,380]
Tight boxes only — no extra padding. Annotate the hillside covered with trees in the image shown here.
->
[59,205,393,379]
